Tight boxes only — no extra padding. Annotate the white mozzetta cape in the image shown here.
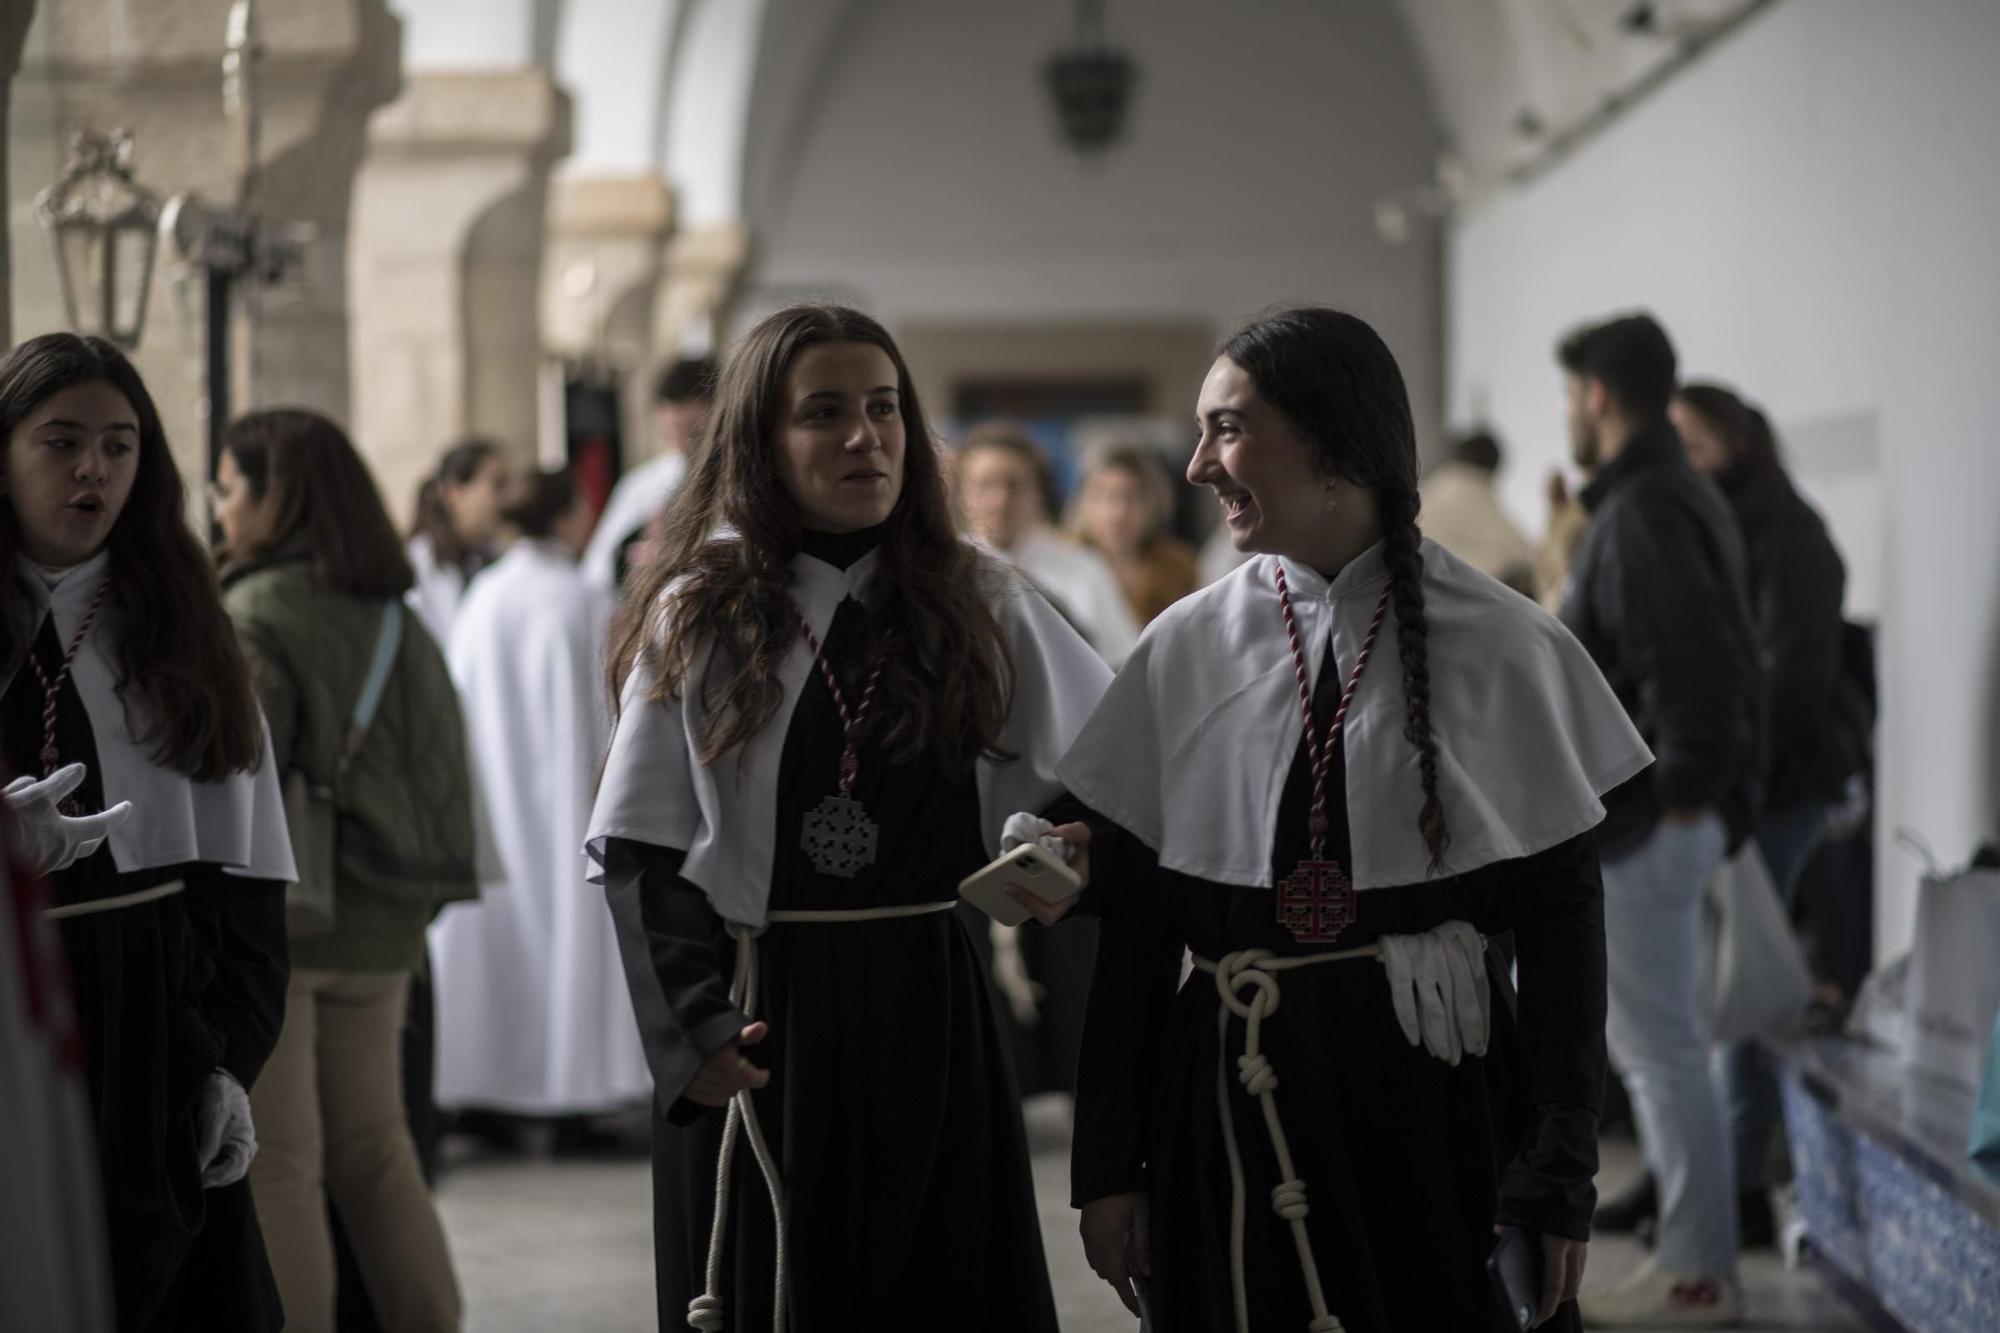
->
[585,544,1113,928]
[5,554,295,881]
[1057,541,1651,890]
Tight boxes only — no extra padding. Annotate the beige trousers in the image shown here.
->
[249,969,462,1333]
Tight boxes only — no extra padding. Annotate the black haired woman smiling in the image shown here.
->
[1048,309,1651,1332]
[588,304,1109,1332]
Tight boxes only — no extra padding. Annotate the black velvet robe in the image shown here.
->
[602,532,1059,1333]
[4,614,289,1333]
[1070,645,1607,1333]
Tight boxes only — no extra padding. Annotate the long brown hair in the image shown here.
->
[0,333,262,780]
[222,408,415,598]
[409,438,501,574]
[611,304,1015,770]
[1221,308,1450,872]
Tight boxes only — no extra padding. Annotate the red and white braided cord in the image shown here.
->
[794,608,884,795]
[1275,565,1390,860]
[28,578,109,777]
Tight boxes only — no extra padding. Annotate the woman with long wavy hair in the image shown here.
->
[1044,309,1650,1332]
[0,333,293,1332]
[588,304,1109,1332]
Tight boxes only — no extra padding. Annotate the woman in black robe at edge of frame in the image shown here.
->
[0,333,294,1332]
[1016,308,1653,1332]
[586,304,1111,1332]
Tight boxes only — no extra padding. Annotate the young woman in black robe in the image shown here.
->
[0,334,293,1331]
[1036,309,1652,1332]
[587,305,1110,1332]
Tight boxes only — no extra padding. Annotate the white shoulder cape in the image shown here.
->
[5,555,295,882]
[585,543,1112,928]
[1057,541,1651,890]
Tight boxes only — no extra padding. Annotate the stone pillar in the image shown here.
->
[540,172,675,470]
[0,0,38,350]
[650,220,751,372]
[8,0,402,479]
[348,69,572,523]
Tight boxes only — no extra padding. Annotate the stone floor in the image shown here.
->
[432,1102,1862,1332]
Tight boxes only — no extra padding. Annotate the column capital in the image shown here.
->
[366,67,571,163]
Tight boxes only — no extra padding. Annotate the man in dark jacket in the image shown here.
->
[1556,315,1762,1328]
[1672,381,1859,1247]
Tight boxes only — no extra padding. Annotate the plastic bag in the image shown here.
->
[1701,841,1813,1044]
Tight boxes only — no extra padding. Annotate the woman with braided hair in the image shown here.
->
[1029,308,1650,1331]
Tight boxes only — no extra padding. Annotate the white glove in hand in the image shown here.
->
[3,764,134,875]
[196,1070,257,1189]
[1000,812,1071,862]
[1376,921,1491,1066]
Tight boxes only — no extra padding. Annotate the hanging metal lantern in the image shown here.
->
[34,129,164,350]
[1044,0,1138,155]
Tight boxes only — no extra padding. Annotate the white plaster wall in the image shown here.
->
[552,0,684,176]
[664,0,769,227]
[1444,0,2000,961]
[741,0,1443,450]
[388,0,545,70]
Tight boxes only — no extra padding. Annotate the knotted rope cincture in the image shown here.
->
[1194,923,1487,1333]
[1197,946,1377,1333]
[688,899,957,1333]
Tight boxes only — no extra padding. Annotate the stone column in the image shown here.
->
[540,172,675,470]
[348,69,572,522]
[8,0,402,479]
[0,0,39,350]
[650,220,752,372]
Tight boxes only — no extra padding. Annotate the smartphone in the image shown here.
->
[1488,1225,1541,1331]
[957,842,1082,925]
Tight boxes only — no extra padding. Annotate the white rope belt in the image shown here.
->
[689,899,957,1333]
[1192,944,1382,1333]
[41,879,185,922]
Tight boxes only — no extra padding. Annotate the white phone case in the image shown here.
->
[957,842,1082,925]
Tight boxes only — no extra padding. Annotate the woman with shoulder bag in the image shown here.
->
[216,408,476,1333]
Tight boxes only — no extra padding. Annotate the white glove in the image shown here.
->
[1376,921,1491,1066]
[3,764,134,875]
[196,1070,257,1189]
[1000,812,1072,863]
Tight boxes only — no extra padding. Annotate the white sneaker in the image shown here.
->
[1578,1258,1744,1328]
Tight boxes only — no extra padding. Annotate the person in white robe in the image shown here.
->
[431,470,651,1121]
[580,357,716,591]
[1419,428,1536,593]
[957,423,1140,667]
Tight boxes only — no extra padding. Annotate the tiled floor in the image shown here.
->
[433,1106,1863,1332]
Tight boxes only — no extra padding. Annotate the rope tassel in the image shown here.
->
[689,931,789,1333]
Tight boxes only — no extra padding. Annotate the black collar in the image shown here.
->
[799,524,887,571]
[1578,419,1685,513]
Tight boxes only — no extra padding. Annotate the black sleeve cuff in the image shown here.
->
[1496,1101,1600,1242]
[1070,1168,1149,1212]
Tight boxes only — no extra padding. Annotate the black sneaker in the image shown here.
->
[1594,1171,1659,1234]
[1737,1190,1777,1250]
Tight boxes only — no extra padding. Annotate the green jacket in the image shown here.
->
[223,554,479,972]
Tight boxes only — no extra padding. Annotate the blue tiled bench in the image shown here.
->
[1781,1037,2000,1332]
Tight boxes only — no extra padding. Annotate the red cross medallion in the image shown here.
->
[1277,858,1358,944]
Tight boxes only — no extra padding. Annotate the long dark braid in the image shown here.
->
[1221,307,1450,873]
[1378,486,1449,870]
